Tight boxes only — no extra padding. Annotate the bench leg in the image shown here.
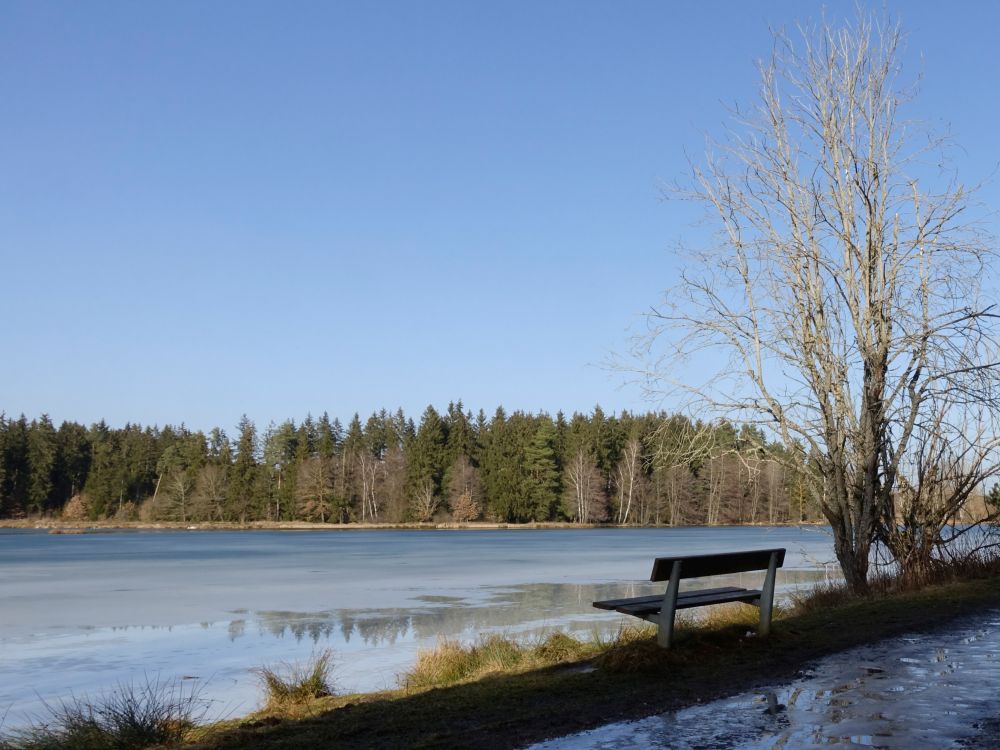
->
[657,561,682,648]
[758,551,779,637]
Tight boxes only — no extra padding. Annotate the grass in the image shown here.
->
[255,650,335,710]
[1,677,204,750]
[401,631,604,690]
[180,569,1000,750]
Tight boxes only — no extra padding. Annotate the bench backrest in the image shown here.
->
[649,548,785,582]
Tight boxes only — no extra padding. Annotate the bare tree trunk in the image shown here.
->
[615,439,641,525]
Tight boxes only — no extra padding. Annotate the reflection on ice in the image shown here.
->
[527,611,1000,750]
[230,570,833,649]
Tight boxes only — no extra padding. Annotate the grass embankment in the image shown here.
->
[178,571,1000,750]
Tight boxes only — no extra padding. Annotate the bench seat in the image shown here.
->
[593,586,763,619]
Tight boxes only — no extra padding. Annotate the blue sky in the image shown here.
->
[2,1,999,431]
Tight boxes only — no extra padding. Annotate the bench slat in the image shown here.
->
[674,588,762,609]
[611,588,763,617]
[592,586,746,611]
[650,548,785,581]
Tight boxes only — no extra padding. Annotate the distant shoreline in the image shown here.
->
[0,518,826,532]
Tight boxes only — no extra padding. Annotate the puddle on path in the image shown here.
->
[527,610,1000,749]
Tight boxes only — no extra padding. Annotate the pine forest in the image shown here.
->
[0,404,823,526]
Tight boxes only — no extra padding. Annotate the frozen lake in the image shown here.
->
[0,526,836,724]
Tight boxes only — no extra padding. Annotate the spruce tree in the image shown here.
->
[84,421,125,518]
[524,417,561,521]
[263,420,298,521]
[26,415,57,515]
[228,415,259,523]
[55,421,91,502]
[317,412,337,458]
[0,415,7,516]
[0,415,30,516]
[406,406,448,520]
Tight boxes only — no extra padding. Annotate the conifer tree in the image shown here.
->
[0,415,29,516]
[481,408,535,521]
[84,421,123,518]
[0,415,7,517]
[317,412,337,458]
[341,414,365,519]
[228,415,259,523]
[524,417,561,521]
[406,406,448,520]
[263,420,298,520]
[26,415,57,515]
[55,421,91,502]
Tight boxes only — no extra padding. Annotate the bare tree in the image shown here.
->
[297,456,335,523]
[161,468,196,522]
[881,402,1000,581]
[381,445,409,523]
[446,455,482,522]
[744,455,763,523]
[654,463,689,526]
[614,438,644,524]
[704,452,725,526]
[355,450,381,522]
[192,464,228,521]
[763,460,785,525]
[642,14,1000,591]
[564,448,607,523]
[411,478,440,522]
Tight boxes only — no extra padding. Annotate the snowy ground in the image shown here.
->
[527,610,1000,750]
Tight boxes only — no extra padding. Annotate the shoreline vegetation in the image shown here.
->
[6,563,1000,750]
[0,518,829,532]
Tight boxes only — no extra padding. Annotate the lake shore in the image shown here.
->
[0,518,825,532]
[184,573,1000,750]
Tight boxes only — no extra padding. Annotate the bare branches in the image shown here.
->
[642,11,1000,590]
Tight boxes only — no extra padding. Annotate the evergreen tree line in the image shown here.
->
[0,405,823,525]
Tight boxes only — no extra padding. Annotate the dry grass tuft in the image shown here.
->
[787,581,855,615]
[255,650,335,709]
[1,677,204,750]
[402,631,603,690]
[403,635,525,689]
[531,632,587,663]
[681,602,764,631]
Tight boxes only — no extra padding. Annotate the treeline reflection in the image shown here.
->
[238,570,831,646]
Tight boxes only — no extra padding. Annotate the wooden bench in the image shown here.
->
[593,548,785,648]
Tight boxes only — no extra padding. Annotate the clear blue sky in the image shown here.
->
[2,1,998,431]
